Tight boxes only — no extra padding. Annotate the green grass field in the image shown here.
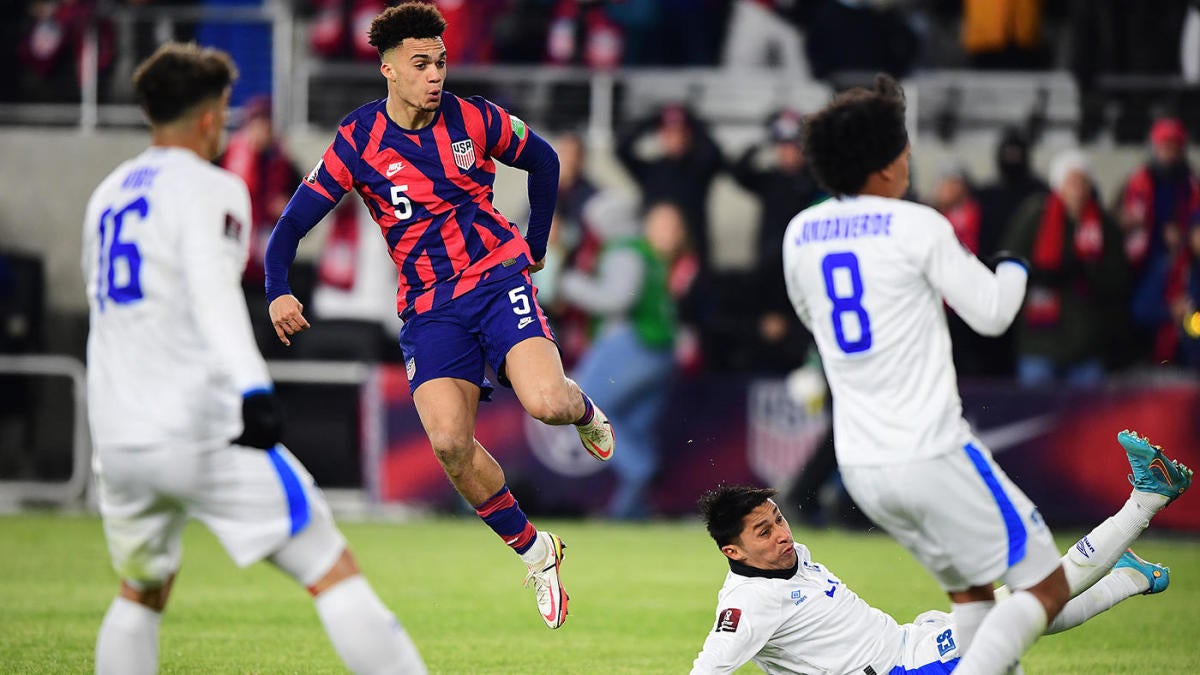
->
[1,514,1198,674]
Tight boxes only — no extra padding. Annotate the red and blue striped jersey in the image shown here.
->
[302,93,536,317]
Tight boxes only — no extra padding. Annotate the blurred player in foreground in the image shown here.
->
[263,2,614,629]
[782,74,1192,674]
[692,431,1191,674]
[83,43,425,674]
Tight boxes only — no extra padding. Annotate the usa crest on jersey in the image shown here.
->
[451,139,476,171]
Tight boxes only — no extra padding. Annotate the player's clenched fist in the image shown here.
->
[269,294,310,346]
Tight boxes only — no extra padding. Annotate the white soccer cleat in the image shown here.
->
[523,531,569,629]
[576,403,615,462]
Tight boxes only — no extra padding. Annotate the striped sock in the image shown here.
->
[475,485,538,555]
[574,393,595,426]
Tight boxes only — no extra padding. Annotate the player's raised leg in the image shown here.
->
[1041,549,1170,635]
[411,376,568,628]
[1057,430,1192,595]
[504,336,614,462]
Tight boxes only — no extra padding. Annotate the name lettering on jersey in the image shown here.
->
[122,166,159,190]
[715,608,742,633]
[790,589,808,605]
[223,212,243,241]
[451,139,476,172]
[386,161,404,177]
[305,160,323,184]
[794,213,893,246]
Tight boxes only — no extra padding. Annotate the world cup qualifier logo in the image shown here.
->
[451,139,476,172]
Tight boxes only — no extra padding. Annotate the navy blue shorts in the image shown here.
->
[398,272,556,400]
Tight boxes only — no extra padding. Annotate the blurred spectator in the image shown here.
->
[1121,118,1200,365]
[722,0,807,71]
[1003,149,1127,387]
[308,0,386,62]
[725,108,822,373]
[975,127,1048,259]
[218,96,301,351]
[800,0,920,80]
[299,200,404,362]
[932,163,981,254]
[17,0,114,102]
[491,0,555,64]
[932,163,997,378]
[546,0,623,68]
[961,0,1048,70]
[560,191,678,520]
[535,131,601,368]
[615,103,725,271]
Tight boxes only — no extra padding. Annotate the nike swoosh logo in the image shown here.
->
[387,164,403,176]
[974,415,1057,455]
[584,437,612,461]
[1149,458,1173,486]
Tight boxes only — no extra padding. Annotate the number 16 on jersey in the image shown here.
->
[820,252,872,354]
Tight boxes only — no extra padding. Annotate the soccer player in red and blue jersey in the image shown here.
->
[263,1,614,629]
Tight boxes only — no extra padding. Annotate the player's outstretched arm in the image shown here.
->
[264,188,336,345]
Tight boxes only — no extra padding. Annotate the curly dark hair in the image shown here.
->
[131,42,237,125]
[698,485,778,548]
[368,1,447,55]
[802,74,909,198]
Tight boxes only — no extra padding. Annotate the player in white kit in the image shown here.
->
[691,463,1188,674]
[780,75,1193,674]
[83,43,425,675]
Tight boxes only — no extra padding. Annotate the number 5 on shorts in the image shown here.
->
[508,287,531,315]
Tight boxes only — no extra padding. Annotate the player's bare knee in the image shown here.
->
[524,387,576,426]
[430,439,473,478]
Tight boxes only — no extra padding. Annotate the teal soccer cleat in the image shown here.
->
[1114,549,1170,595]
[1118,430,1193,503]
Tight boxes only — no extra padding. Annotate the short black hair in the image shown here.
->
[698,485,778,548]
[368,1,448,55]
[802,74,908,197]
[132,42,237,125]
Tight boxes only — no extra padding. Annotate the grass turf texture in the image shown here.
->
[0,514,1197,674]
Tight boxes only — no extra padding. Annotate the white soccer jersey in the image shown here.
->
[691,543,906,674]
[781,196,1027,466]
[83,146,271,447]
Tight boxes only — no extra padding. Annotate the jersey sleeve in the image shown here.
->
[179,173,272,393]
[298,117,360,205]
[471,96,530,165]
[918,208,1028,337]
[782,220,814,330]
[691,587,783,675]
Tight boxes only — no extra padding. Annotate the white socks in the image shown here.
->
[314,576,427,675]
[1046,568,1144,634]
[95,597,161,675]
[1062,493,1165,596]
[519,531,550,567]
[951,600,994,653]
[952,591,1047,675]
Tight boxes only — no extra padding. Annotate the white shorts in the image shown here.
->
[95,440,339,589]
[891,610,961,673]
[840,441,1061,592]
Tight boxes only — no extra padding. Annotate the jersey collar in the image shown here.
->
[728,557,799,580]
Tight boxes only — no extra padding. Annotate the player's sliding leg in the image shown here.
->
[270,512,426,674]
[412,376,568,628]
[95,577,174,675]
[504,337,614,462]
[1042,549,1169,634]
[1058,430,1192,596]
